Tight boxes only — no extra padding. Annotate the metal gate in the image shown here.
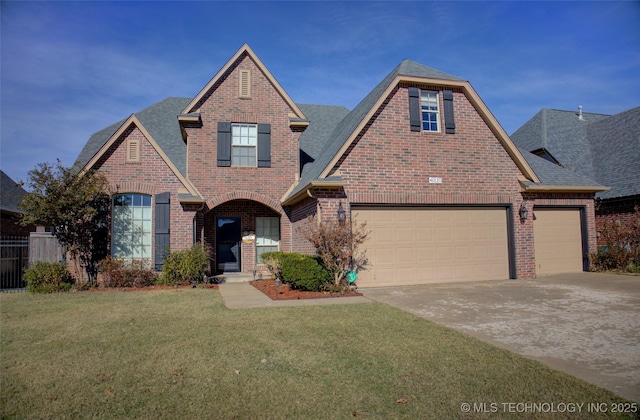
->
[1,237,29,291]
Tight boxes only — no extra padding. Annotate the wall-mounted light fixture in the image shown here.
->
[337,202,346,224]
[519,204,529,222]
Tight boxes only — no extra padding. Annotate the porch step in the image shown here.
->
[209,273,272,284]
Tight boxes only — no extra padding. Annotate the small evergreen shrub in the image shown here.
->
[161,243,211,286]
[24,261,74,293]
[98,257,156,288]
[280,253,331,292]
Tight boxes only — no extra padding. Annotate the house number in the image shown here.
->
[429,177,443,184]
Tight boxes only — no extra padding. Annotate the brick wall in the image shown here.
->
[94,125,196,257]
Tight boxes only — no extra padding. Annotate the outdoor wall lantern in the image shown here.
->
[337,202,346,224]
[519,204,529,222]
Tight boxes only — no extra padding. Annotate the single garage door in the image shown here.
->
[353,207,510,287]
[533,208,584,275]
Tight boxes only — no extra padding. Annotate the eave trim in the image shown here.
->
[181,43,307,122]
[281,180,345,206]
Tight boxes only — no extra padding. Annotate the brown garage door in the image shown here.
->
[353,207,510,287]
[533,208,584,275]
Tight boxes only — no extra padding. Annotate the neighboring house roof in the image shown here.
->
[511,106,640,200]
[1,170,28,215]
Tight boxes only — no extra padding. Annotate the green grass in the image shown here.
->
[1,289,635,419]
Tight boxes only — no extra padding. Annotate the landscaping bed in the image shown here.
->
[250,279,361,300]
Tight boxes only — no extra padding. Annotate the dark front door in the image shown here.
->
[216,217,241,272]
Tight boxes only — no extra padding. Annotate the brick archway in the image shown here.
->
[206,191,283,214]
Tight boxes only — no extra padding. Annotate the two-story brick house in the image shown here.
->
[75,44,606,286]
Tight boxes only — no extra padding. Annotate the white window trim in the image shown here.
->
[231,123,257,167]
[421,90,440,132]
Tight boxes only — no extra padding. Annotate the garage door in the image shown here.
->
[353,207,510,287]
[533,208,584,275]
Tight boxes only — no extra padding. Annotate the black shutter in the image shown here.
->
[257,123,271,167]
[443,89,456,134]
[408,87,421,132]
[154,192,170,271]
[217,122,231,167]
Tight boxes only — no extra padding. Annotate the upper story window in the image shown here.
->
[231,124,257,166]
[421,91,439,132]
[217,122,271,168]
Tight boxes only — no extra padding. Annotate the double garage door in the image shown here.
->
[353,206,585,287]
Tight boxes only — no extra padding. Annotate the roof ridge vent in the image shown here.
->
[578,105,585,121]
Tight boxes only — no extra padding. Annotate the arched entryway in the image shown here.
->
[202,199,283,274]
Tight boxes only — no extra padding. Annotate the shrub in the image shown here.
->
[24,261,74,293]
[301,216,370,287]
[161,243,211,286]
[280,253,331,292]
[590,207,640,273]
[260,251,285,281]
[98,257,156,288]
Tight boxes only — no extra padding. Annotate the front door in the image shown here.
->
[216,217,241,272]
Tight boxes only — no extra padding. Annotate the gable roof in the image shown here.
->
[181,43,307,125]
[282,59,540,204]
[1,170,29,215]
[75,97,203,199]
[511,106,640,199]
[75,97,191,175]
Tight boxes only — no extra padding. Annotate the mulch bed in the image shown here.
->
[83,284,219,292]
[250,279,361,300]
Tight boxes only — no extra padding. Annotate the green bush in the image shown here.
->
[98,257,156,288]
[160,243,211,286]
[280,253,330,292]
[24,261,74,293]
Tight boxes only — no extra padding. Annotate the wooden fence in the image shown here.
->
[1,230,65,291]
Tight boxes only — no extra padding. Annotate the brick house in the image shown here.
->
[511,106,640,245]
[75,44,607,286]
[0,170,35,237]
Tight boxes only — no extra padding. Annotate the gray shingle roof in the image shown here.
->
[511,106,640,199]
[518,148,606,189]
[75,97,191,176]
[1,170,29,215]
[286,60,464,200]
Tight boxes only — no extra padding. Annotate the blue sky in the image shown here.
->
[2,1,639,188]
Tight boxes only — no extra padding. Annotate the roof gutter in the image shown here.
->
[281,179,345,206]
[520,181,609,193]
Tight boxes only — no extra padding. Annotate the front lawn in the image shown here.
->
[0,289,634,419]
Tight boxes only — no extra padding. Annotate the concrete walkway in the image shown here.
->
[218,281,372,309]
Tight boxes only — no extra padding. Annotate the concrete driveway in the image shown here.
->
[361,272,640,402]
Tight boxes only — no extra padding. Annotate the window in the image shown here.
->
[256,217,279,264]
[231,124,257,166]
[112,194,152,262]
[421,91,439,132]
